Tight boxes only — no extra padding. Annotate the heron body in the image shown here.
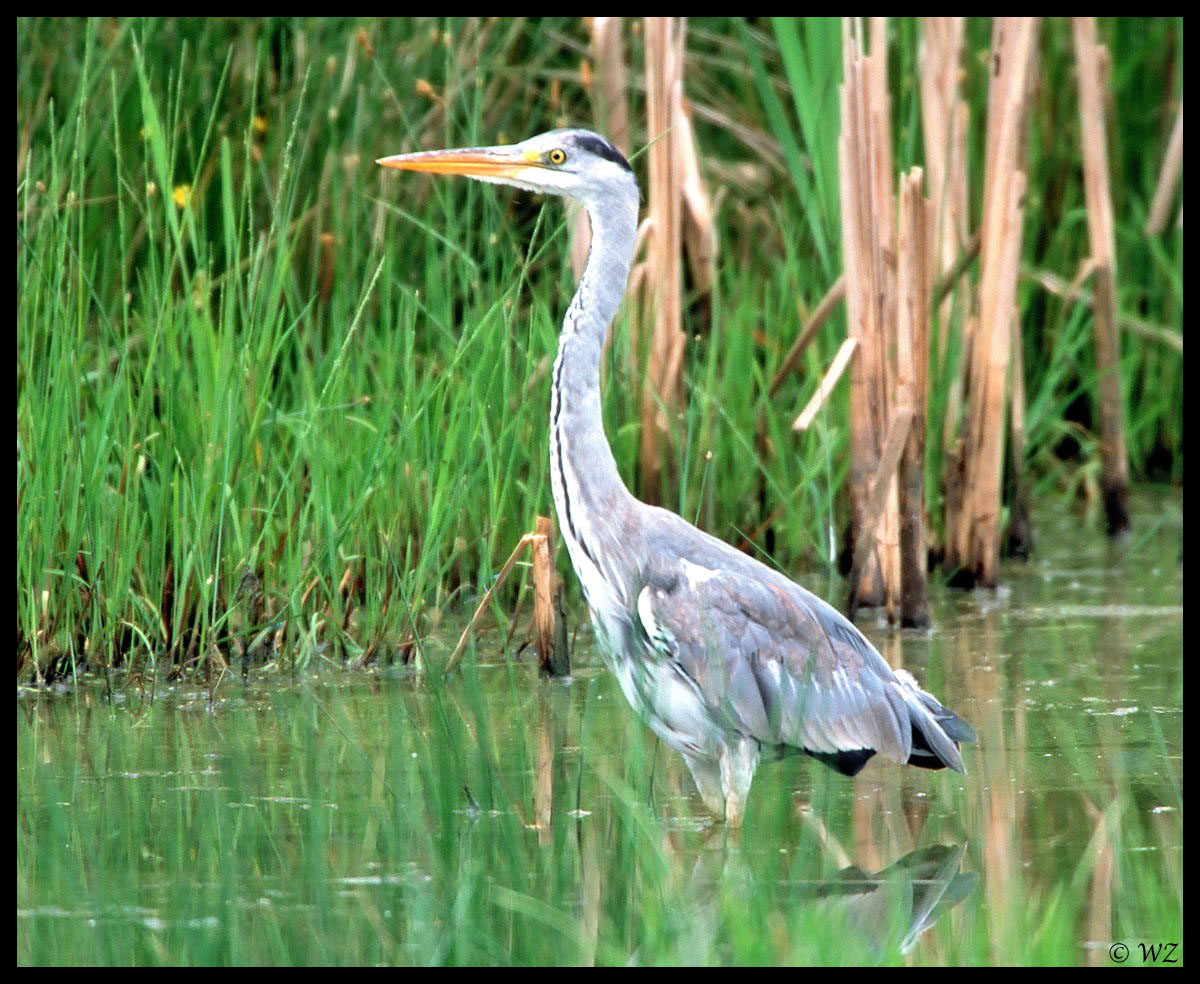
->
[380,129,975,825]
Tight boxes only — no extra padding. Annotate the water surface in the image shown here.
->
[17,494,1182,965]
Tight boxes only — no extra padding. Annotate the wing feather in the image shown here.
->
[635,542,971,774]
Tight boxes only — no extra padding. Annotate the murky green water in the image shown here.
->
[17,494,1182,965]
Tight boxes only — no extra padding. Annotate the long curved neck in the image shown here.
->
[549,190,640,588]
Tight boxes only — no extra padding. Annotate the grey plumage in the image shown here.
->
[379,128,975,825]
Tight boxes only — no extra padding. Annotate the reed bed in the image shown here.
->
[943,17,1039,586]
[17,18,1182,682]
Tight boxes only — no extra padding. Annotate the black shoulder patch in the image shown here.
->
[573,133,633,173]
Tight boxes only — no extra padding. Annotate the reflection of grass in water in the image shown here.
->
[17,643,1181,964]
[17,491,1181,965]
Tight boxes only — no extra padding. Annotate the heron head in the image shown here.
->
[377,128,635,210]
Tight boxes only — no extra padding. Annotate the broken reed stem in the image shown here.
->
[792,337,858,432]
[1144,101,1182,237]
[934,229,982,304]
[590,17,630,154]
[676,98,717,306]
[445,516,566,676]
[445,533,535,674]
[572,17,632,280]
[769,233,978,405]
[839,17,897,609]
[532,515,569,676]
[769,274,846,399]
[1006,293,1035,559]
[919,17,971,371]
[846,407,913,617]
[633,17,716,506]
[1073,16,1130,535]
[896,170,933,627]
[945,16,1038,587]
[1024,268,1181,351]
[638,16,688,506]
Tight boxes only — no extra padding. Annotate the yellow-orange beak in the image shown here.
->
[376,146,538,180]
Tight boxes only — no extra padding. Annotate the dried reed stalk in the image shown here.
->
[638,16,688,505]
[1144,101,1183,237]
[770,233,977,405]
[919,17,970,371]
[532,515,569,676]
[792,337,858,432]
[575,20,714,506]
[1073,16,1130,535]
[446,533,533,674]
[846,407,913,617]
[1025,267,1182,351]
[769,274,846,400]
[1005,291,1035,559]
[896,170,933,626]
[567,205,591,284]
[675,92,717,304]
[945,17,1039,585]
[590,17,630,153]
[839,17,898,610]
[571,17,632,279]
[445,516,566,675]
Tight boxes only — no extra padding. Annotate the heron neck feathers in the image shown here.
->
[549,189,640,596]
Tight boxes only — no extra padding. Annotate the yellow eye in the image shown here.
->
[547,148,567,165]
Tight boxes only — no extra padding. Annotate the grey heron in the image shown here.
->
[379,129,975,826]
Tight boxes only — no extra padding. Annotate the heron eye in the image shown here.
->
[547,148,567,165]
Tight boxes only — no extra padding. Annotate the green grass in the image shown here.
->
[17,17,1182,679]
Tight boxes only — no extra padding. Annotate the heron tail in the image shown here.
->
[894,668,977,774]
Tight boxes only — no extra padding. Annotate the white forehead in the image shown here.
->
[518,130,574,154]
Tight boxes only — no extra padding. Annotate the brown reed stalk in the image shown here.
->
[638,16,688,505]
[945,17,1039,586]
[445,531,532,674]
[532,515,569,676]
[571,17,632,280]
[567,203,591,284]
[1144,101,1183,237]
[769,274,846,400]
[1025,267,1181,351]
[1073,16,1130,535]
[792,337,858,433]
[1006,270,1035,558]
[445,516,566,675]
[771,235,977,406]
[839,17,897,610]
[676,92,717,306]
[574,20,714,506]
[590,17,630,152]
[918,17,970,373]
[896,169,933,627]
[845,407,912,618]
